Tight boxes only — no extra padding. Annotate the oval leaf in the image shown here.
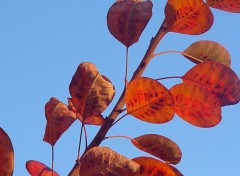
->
[69,62,115,125]
[183,40,231,66]
[26,160,60,176]
[170,83,222,127]
[207,0,240,13]
[182,61,240,106]
[0,128,14,176]
[132,157,178,176]
[43,97,76,146]
[80,146,139,176]
[125,77,175,124]
[164,0,214,35]
[132,134,182,165]
[107,0,153,47]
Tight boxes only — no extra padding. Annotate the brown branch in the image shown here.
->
[67,20,168,176]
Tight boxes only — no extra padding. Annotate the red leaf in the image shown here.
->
[0,128,14,176]
[132,134,182,165]
[80,146,139,176]
[107,0,153,47]
[207,0,240,13]
[125,77,175,124]
[132,157,178,176]
[170,83,222,128]
[164,0,213,35]
[182,61,240,106]
[69,62,115,125]
[183,40,231,66]
[43,97,76,146]
[26,160,60,176]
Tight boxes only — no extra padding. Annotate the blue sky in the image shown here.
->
[0,1,239,175]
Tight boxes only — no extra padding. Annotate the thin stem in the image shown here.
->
[52,145,54,176]
[77,123,84,160]
[104,135,133,141]
[156,76,181,81]
[111,113,128,127]
[83,124,88,150]
[68,19,168,176]
[125,47,129,88]
[153,50,203,63]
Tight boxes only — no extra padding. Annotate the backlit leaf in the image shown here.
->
[170,83,221,127]
[107,0,153,47]
[69,62,115,125]
[132,157,177,176]
[79,146,139,176]
[207,0,240,13]
[164,0,213,34]
[132,134,182,165]
[43,97,76,146]
[125,77,175,124]
[26,160,60,176]
[182,61,240,106]
[0,128,14,176]
[183,40,231,66]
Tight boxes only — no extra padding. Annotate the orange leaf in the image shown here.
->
[26,160,60,176]
[0,128,14,176]
[170,83,221,128]
[107,0,153,47]
[183,40,231,66]
[164,0,213,35]
[207,0,240,13]
[132,157,178,176]
[69,62,115,125]
[79,146,139,176]
[125,77,175,124]
[132,134,182,165]
[43,97,76,146]
[182,61,240,106]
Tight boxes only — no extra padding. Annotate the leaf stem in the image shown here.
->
[111,113,128,127]
[77,122,84,160]
[153,50,203,63]
[67,20,168,176]
[156,76,182,81]
[52,145,54,176]
[125,47,129,88]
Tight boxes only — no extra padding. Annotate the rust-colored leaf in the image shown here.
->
[107,0,153,47]
[132,157,178,176]
[0,128,14,176]
[170,83,222,128]
[43,97,77,146]
[26,160,60,176]
[132,134,181,165]
[183,40,231,66]
[164,0,213,35]
[69,62,115,125]
[125,77,175,124]
[207,0,240,13]
[79,146,139,176]
[182,61,240,106]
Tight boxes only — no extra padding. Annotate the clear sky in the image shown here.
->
[0,1,239,175]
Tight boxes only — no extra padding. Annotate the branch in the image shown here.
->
[67,20,168,176]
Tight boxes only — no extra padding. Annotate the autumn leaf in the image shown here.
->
[43,97,76,146]
[164,0,213,35]
[79,146,139,176]
[69,62,115,125]
[0,128,14,176]
[125,77,175,124]
[182,61,240,106]
[26,160,60,176]
[170,83,222,128]
[132,157,178,176]
[107,0,153,47]
[207,0,240,13]
[132,134,182,165]
[183,40,231,66]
